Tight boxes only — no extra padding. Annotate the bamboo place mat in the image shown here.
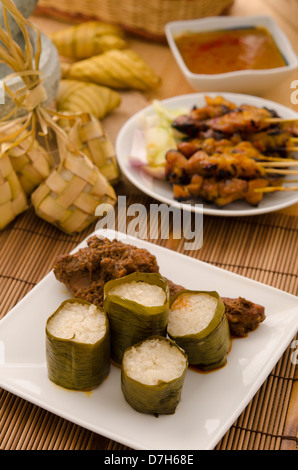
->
[0,185,297,451]
[0,90,297,451]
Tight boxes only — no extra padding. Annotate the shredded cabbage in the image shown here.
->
[140,100,188,167]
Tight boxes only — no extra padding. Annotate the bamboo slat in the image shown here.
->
[0,195,297,450]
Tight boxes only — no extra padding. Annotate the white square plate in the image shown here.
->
[0,229,297,450]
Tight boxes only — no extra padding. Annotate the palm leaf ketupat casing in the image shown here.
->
[168,290,231,371]
[63,49,161,90]
[103,273,170,365]
[55,80,121,120]
[65,112,120,185]
[50,21,127,60]
[31,142,117,234]
[7,127,52,196]
[46,298,110,391]
[121,336,188,415]
[0,153,28,229]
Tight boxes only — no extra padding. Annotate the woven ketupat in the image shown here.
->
[8,131,52,196]
[0,153,28,229]
[31,150,117,234]
[68,113,120,185]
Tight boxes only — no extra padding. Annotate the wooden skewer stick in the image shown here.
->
[264,117,298,124]
[280,179,298,183]
[280,147,298,152]
[258,155,298,162]
[261,161,298,167]
[265,168,298,175]
[254,186,298,193]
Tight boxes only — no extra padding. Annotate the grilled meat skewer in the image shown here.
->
[173,104,280,137]
[172,174,269,207]
[165,148,267,181]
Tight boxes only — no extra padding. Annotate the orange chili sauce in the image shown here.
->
[174,27,287,74]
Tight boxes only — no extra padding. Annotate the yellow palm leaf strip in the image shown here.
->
[2,71,46,113]
[0,42,20,72]
[0,7,31,75]
[34,22,42,71]
[0,115,30,142]
[1,0,34,73]
[55,174,87,208]
[63,152,97,185]
[1,9,25,68]
[0,12,26,73]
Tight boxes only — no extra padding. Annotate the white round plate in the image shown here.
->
[115,92,298,217]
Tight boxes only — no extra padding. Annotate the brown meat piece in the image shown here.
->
[53,236,159,307]
[221,297,266,336]
[165,278,185,298]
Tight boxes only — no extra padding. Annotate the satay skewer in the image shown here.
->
[261,161,298,167]
[254,186,298,193]
[264,117,298,124]
[264,168,298,175]
[257,155,298,162]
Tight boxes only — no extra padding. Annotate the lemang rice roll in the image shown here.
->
[121,336,188,415]
[103,272,169,365]
[167,290,231,371]
[46,298,110,390]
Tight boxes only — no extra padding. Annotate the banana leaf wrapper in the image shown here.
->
[121,335,188,415]
[103,273,169,365]
[46,298,110,390]
[168,290,231,371]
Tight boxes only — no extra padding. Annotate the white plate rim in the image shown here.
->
[0,229,298,450]
[115,92,298,217]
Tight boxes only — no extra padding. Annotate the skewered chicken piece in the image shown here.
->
[171,96,237,137]
[206,105,279,134]
[173,104,279,136]
[165,143,286,206]
[172,174,270,206]
[165,148,266,181]
[187,95,237,121]
[244,128,296,155]
[178,138,265,160]
[178,131,296,159]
